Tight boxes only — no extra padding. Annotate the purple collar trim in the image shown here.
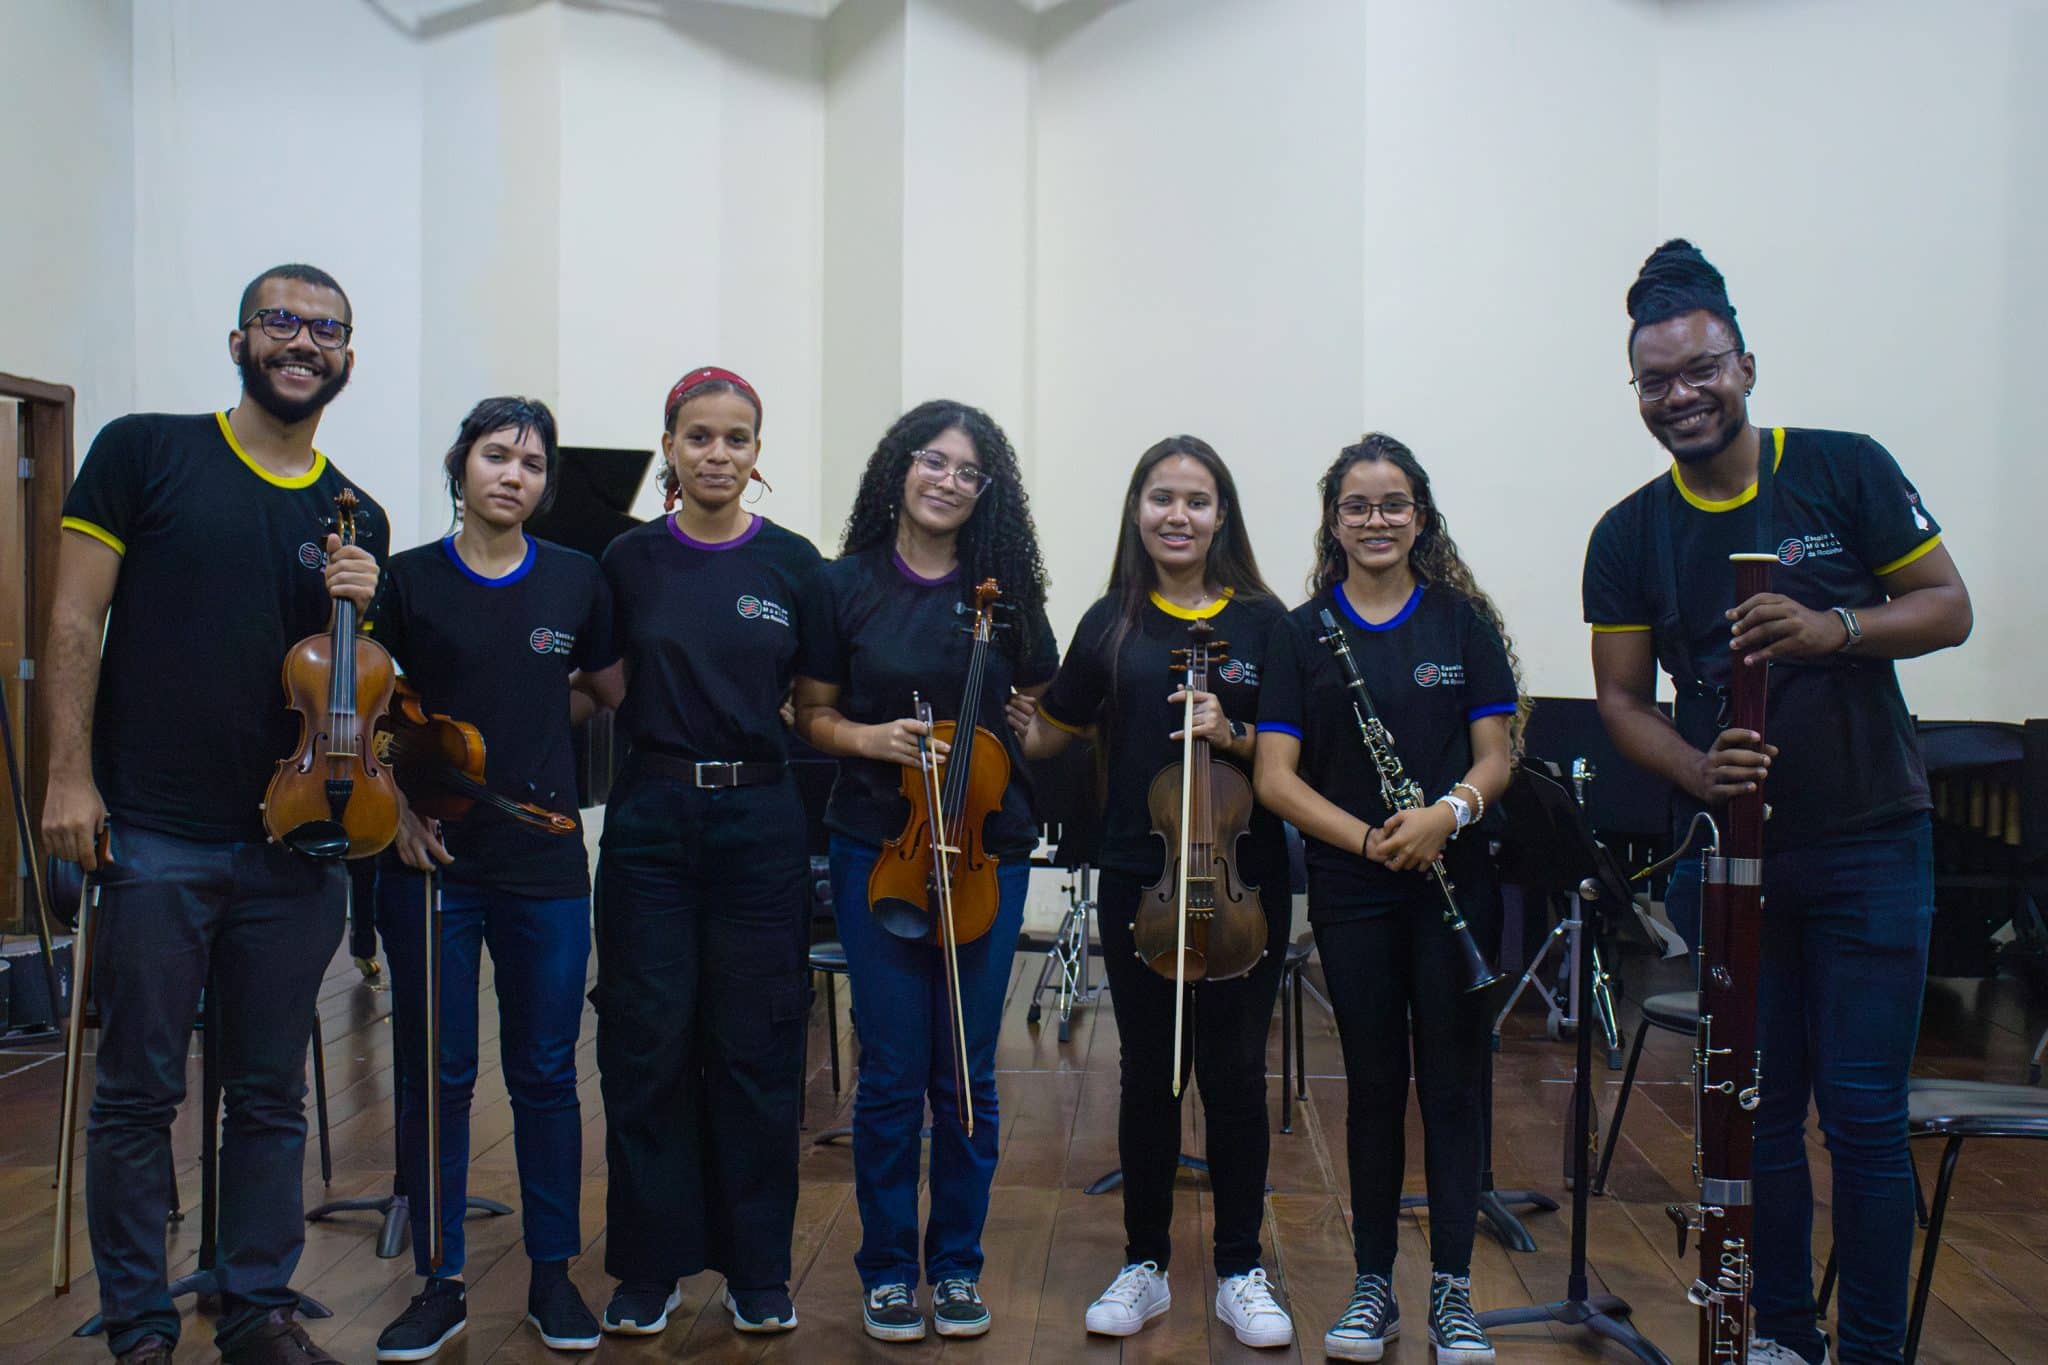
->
[892,550,959,586]
[668,512,762,551]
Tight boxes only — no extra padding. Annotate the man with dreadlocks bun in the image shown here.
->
[1254,435,1524,1365]
[1019,436,1294,1350]
[1585,241,1971,1365]
[793,401,1057,1343]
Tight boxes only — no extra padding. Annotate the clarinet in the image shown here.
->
[1666,552,1774,1365]
[1315,608,1502,993]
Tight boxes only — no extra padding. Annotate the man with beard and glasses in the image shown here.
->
[1582,240,1972,1365]
[41,263,386,1365]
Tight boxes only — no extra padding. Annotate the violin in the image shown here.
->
[1132,619,1266,1095]
[378,679,579,836]
[262,490,399,859]
[866,579,1009,948]
[867,579,1010,1137]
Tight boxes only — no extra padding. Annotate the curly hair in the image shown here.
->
[840,400,1049,658]
[1311,433,1530,755]
[1100,435,1275,678]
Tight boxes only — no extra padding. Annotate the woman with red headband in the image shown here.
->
[590,367,822,1340]
[793,401,1056,1343]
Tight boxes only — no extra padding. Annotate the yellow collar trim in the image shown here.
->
[217,411,327,489]
[1670,426,1783,513]
[1149,587,1234,620]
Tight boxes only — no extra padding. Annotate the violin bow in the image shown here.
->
[1170,647,1198,1100]
[51,834,105,1294]
[423,869,444,1273]
[913,694,974,1137]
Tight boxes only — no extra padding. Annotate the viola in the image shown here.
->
[262,490,399,859]
[1131,619,1267,1095]
[378,679,578,836]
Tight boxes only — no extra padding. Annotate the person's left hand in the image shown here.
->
[1365,804,1456,872]
[1727,593,1850,664]
[1006,691,1038,740]
[323,534,379,610]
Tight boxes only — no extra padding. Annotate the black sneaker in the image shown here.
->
[602,1280,683,1336]
[724,1285,798,1333]
[1428,1272,1495,1363]
[1324,1273,1398,1362]
[526,1263,600,1351]
[932,1278,991,1338]
[115,1336,175,1365]
[375,1281,466,1362]
[221,1310,339,1365]
[862,1283,926,1342]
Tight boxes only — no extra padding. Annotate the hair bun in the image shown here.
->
[1626,238,1740,343]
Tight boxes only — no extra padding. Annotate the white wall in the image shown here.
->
[8,0,2042,718]
[0,0,134,446]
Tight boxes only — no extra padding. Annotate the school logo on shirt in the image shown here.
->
[736,594,792,627]
[297,542,327,570]
[1908,492,1931,532]
[1413,661,1465,688]
[1216,658,1259,687]
[530,627,575,656]
[1777,532,1846,566]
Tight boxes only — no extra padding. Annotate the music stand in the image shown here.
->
[1476,767,1670,1364]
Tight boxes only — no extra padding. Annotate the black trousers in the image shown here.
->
[1314,890,1493,1278]
[86,821,344,1354]
[1097,863,1288,1277]
[592,765,809,1289]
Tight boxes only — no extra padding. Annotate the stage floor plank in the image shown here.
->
[1,932,2041,1363]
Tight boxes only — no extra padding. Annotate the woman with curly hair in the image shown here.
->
[1253,434,1525,1364]
[793,400,1057,1343]
[1019,436,1297,1350]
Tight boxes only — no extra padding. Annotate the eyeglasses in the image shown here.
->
[1629,348,1740,403]
[242,308,352,351]
[1335,497,1418,528]
[910,448,990,497]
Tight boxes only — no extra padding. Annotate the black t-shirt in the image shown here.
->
[1039,590,1288,883]
[800,547,1058,859]
[602,514,823,762]
[1582,426,1941,850]
[1258,584,1517,921]
[373,536,617,897]
[61,411,391,843]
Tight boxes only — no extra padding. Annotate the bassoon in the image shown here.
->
[1667,551,1776,1364]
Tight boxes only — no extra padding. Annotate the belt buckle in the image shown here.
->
[692,762,735,789]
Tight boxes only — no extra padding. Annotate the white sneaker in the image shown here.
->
[1215,1267,1294,1349]
[1084,1262,1170,1336]
[1750,1338,1830,1365]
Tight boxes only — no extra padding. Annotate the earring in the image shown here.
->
[663,483,679,514]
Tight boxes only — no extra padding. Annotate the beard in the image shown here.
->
[235,346,352,425]
[1658,405,1745,464]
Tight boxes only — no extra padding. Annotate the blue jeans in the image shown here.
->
[829,836,1027,1289]
[377,870,590,1277]
[85,821,344,1354]
[1667,815,1933,1364]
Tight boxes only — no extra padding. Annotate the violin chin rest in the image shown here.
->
[282,820,352,861]
[873,896,933,942]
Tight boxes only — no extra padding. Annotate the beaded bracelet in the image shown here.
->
[1452,781,1485,822]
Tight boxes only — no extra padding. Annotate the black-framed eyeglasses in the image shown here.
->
[242,308,352,351]
[910,448,990,497]
[1335,496,1418,528]
[1629,348,1740,403]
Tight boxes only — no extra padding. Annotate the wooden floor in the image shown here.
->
[1,932,2043,1364]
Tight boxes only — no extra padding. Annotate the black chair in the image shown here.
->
[807,940,851,1103]
[1592,989,1699,1195]
[1276,940,1314,1135]
[1815,1076,2048,1362]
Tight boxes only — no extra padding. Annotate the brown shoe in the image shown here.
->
[115,1336,174,1365]
[220,1311,338,1365]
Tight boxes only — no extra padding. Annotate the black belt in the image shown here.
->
[631,751,785,789]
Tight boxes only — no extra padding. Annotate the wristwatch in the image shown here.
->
[1227,719,1247,742]
[1832,605,1862,652]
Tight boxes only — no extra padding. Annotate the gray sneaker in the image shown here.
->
[1324,1273,1399,1362]
[932,1278,990,1338]
[862,1283,925,1342]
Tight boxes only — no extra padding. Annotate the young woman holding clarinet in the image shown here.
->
[794,401,1057,1343]
[1253,433,1523,1365]
[1020,435,1296,1351]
